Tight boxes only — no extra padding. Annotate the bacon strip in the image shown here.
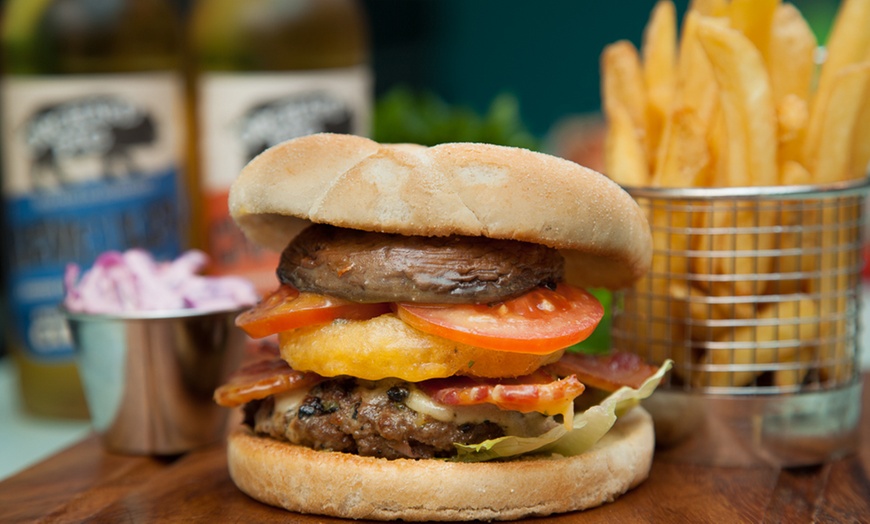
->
[418,371,585,416]
[214,355,323,408]
[543,351,659,392]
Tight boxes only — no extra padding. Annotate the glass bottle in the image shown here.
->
[188,0,371,294]
[0,0,189,418]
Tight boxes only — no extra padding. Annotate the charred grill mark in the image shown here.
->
[387,385,410,403]
[298,396,338,418]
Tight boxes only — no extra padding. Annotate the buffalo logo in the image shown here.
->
[25,95,157,190]
[239,91,352,162]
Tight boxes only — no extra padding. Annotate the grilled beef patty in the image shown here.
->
[244,378,505,459]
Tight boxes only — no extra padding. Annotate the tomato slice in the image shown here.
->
[396,283,604,354]
[236,285,391,338]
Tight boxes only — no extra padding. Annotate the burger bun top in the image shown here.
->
[229,133,652,290]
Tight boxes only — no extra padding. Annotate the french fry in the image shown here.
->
[803,0,870,177]
[601,40,648,152]
[642,0,677,159]
[675,11,720,129]
[776,93,809,169]
[767,3,817,104]
[852,87,870,177]
[704,103,728,188]
[727,0,780,64]
[604,100,650,186]
[768,3,816,169]
[779,159,812,186]
[688,0,728,18]
[698,297,821,388]
[601,40,650,185]
[652,106,709,187]
[805,62,870,183]
[697,18,778,187]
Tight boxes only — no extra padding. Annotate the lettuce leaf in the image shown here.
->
[453,360,673,462]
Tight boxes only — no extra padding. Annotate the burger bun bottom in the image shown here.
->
[226,406,655,521]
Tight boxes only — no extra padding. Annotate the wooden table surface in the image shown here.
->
[2,376,868,523]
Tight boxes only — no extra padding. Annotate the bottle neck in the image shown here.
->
[2,0,183,75]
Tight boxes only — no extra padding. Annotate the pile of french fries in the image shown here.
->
[603,0,870,390]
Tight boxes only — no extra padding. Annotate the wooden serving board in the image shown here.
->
[2,375,868,523]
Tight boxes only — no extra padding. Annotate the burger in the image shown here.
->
[214,133,667,521]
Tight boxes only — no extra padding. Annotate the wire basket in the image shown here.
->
[613,177,869,395]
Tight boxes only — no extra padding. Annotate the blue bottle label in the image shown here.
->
[1,74,186,360]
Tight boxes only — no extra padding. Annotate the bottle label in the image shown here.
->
[198,66,372,293]
[1,73,186,361]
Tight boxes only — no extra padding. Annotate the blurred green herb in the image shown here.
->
[372,86,540,150]
[567,288,612,355]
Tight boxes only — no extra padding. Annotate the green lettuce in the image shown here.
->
[453,360,673,462]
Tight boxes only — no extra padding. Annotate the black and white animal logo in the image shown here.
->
[239,91,352,162]
[25,95,157,190]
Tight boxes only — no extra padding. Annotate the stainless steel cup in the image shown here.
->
[63,306,247,455]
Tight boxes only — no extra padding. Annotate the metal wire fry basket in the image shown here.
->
[613,177,870,467]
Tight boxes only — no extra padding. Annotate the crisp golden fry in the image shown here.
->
[652,107,709,187]
[776,93,809,168]
[601,40,648,149]
[776,94,808,143]
[601,40,650,186]
[805,62,870,183]
[642,0,677,159]
[804,0,870,177]
[852,88,870,177]
[779,159,812,186]
[688,0,728,17]
[697,19,778,187]
[705,104,728,187]
[604,100,650,186]
[767,3,817,104]
[675,11,720,128]
[727,0,780,63]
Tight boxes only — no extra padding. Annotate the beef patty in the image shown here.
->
[245,378,504,459]
[278,224,565,304]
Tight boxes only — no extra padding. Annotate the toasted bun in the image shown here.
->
[229,133,652,290]
[227,406,654,521]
